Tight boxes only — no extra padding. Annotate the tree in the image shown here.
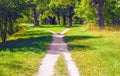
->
[61,8,68,25]
[75,0,105,29]
[49,6,68,25]
[104,0,120,25]
[33,7,39,26]
[32,0,51,26]
[50,0,77,27]
[0,0,32,43]
[75,0,97,24]
[32,0,40,26]
[91,0,105,29]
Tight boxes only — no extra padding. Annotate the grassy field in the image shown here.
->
[0,23,69,76]
[64,26,120,76]
[0,24,54,76]
[0,28,52,76]
[1,23,120,76]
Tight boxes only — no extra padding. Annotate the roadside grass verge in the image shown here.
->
[64,26,120,76]
[53,55,69,76]
[0,24,52,76]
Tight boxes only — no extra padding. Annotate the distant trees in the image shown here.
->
[0,0,120,43]
[32,0,51,26]
[50,0,77,27]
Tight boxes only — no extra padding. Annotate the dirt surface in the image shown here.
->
[37,28,80,76]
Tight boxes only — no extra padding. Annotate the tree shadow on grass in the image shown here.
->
[67,44,91,51]
[0,34,52,53]
[64,35,101,42]
[14,31,52,38]
[64,35,101,51]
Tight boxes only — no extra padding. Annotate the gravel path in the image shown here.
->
[37,28,80,76]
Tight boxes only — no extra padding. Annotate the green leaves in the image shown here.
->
[0,0,33,43]
[50,0,77,8]
[75,0,120,25]
[75,0,97,24]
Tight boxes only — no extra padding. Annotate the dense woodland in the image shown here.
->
[0,0,120,43]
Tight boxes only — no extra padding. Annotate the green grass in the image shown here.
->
[64,26,120,76]
[40,25,68,33]
[0,24,53,76]
[53,55,69,76]
[2,23,120,76]
[21,24,68,33]
[0,51,45,76]
[0,23,70,76]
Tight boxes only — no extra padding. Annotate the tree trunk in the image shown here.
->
[33,8,39,26]
[63,15,66,25]
[1,21,7,44]
[48,16,56,24]
[8,17,13,35]
[1,30,7,44]
[52,17,56,24]
[69,6,73,27]
[57,13,60,25]
[97,2,104,29]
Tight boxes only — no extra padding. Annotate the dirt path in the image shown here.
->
[37,28,80,76]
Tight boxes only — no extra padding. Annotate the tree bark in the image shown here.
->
[63,15,66,25]
[91,0,105,29]
[97,3,104,29]
[33,8,39,26]
[69,6,73,27]
[48,16,56,24]
[1,20,7,44]
[8,17,13,35]
[57,12,60,25]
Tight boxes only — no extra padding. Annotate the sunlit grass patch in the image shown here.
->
[21,23,34,27]
[64,26,120,76]
[21,23,68,33]
[40,25,68,33]
[53,55,69,76]
[0,51,45,76]
[84,24,120,31]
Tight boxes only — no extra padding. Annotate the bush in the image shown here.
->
[14,25,26,33]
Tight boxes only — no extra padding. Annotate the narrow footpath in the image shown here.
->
[37,28,80,76]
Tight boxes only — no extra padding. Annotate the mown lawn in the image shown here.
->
[64,26,120,76]
[0,24,54,76]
